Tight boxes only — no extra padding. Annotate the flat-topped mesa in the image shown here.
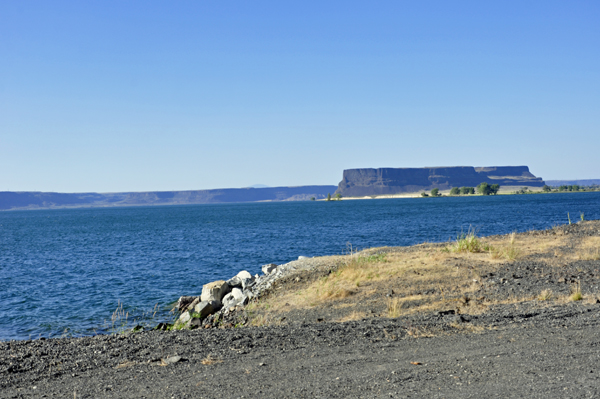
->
[335,166,545,197]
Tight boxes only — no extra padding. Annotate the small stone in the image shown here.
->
[163,356,182,365]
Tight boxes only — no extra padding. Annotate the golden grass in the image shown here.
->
[201,355,222,365]
[336,310,368,322]
[538,289,553,301]
[248,246,495,324]
[570,282,583,301]
[245,224,600,327]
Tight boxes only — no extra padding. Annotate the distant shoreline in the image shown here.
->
[327,186,600,201]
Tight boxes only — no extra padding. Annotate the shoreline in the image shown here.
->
[331,185,600,201]
[3,220,600,397]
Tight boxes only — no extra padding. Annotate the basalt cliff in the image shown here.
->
[335,166,544,197]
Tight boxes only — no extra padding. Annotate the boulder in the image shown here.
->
[178,311,191,324]
[185,297,200,312]
[298,256,309,260]
[201,280,230,302]
[227,276,243,288]
[231,287,244,301]
[237,270,252,280]
[189,318,203,329]
[262,264,278,275]
[175,296,197,311]
[222,293,236,308]
[222,288,249,308]
[194,300,221,319]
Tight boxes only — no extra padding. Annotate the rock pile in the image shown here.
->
[170,257,319,330]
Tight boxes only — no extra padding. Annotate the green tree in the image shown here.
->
[335,193,342,200]
[477,182,492,195]
[490,184,500,195]
[431,188,440,197]
[420,192,429,197]
[542,185,551,192]
[310,197,316,201]
[461,186,475,195]
[326,193,331,201]
[450,187,460,195]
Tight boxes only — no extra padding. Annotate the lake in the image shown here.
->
[1,192,599,340]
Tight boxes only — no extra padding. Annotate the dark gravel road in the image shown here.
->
[2,301,600,398]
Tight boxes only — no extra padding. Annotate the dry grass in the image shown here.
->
[576,238,600,260]
[115,360,136,369]
[248,246,494,324]
[201,355,222,365]
[445,230,487,253]
[538,289,553,301]
[336,310,368,322]
[245,224,600,327]
[570,282,583,301]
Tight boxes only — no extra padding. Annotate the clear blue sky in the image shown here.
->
[1,1,599,192]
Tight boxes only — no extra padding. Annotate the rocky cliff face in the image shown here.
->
[335,166,544,197]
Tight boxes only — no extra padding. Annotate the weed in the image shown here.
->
[568,212,572,225]
[201,355,223,365]
[570,282,583,301]
[447,228,485,253]
[580,212,585,222]
[386,297,402,318]
[538,289,553,301]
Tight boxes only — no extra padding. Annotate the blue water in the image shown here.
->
[1,192,599,341]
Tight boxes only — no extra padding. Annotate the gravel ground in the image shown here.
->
[2,221,600,398]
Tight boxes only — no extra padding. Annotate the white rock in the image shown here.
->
[231,287,244,300]
[298,256,309,260]
[201,280,230,302]
[237,270,252,279]
[178,311,191,324]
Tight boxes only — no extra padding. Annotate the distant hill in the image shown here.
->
[545,179,600,187]
[0,186,338,211]
[335,166,545,197]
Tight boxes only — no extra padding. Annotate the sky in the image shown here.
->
[1,1,599,193]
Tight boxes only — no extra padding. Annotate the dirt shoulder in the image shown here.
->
[2,221,600,398]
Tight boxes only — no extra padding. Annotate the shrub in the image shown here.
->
[447,229,485,253]
[477,182,499,195]
[421,192,429,197]
[449,187,460,195]
[430,188,440,197]
[460,186,475,195]
[542,185,552,192]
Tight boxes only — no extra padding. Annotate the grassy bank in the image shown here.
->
[246,220,600,327]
